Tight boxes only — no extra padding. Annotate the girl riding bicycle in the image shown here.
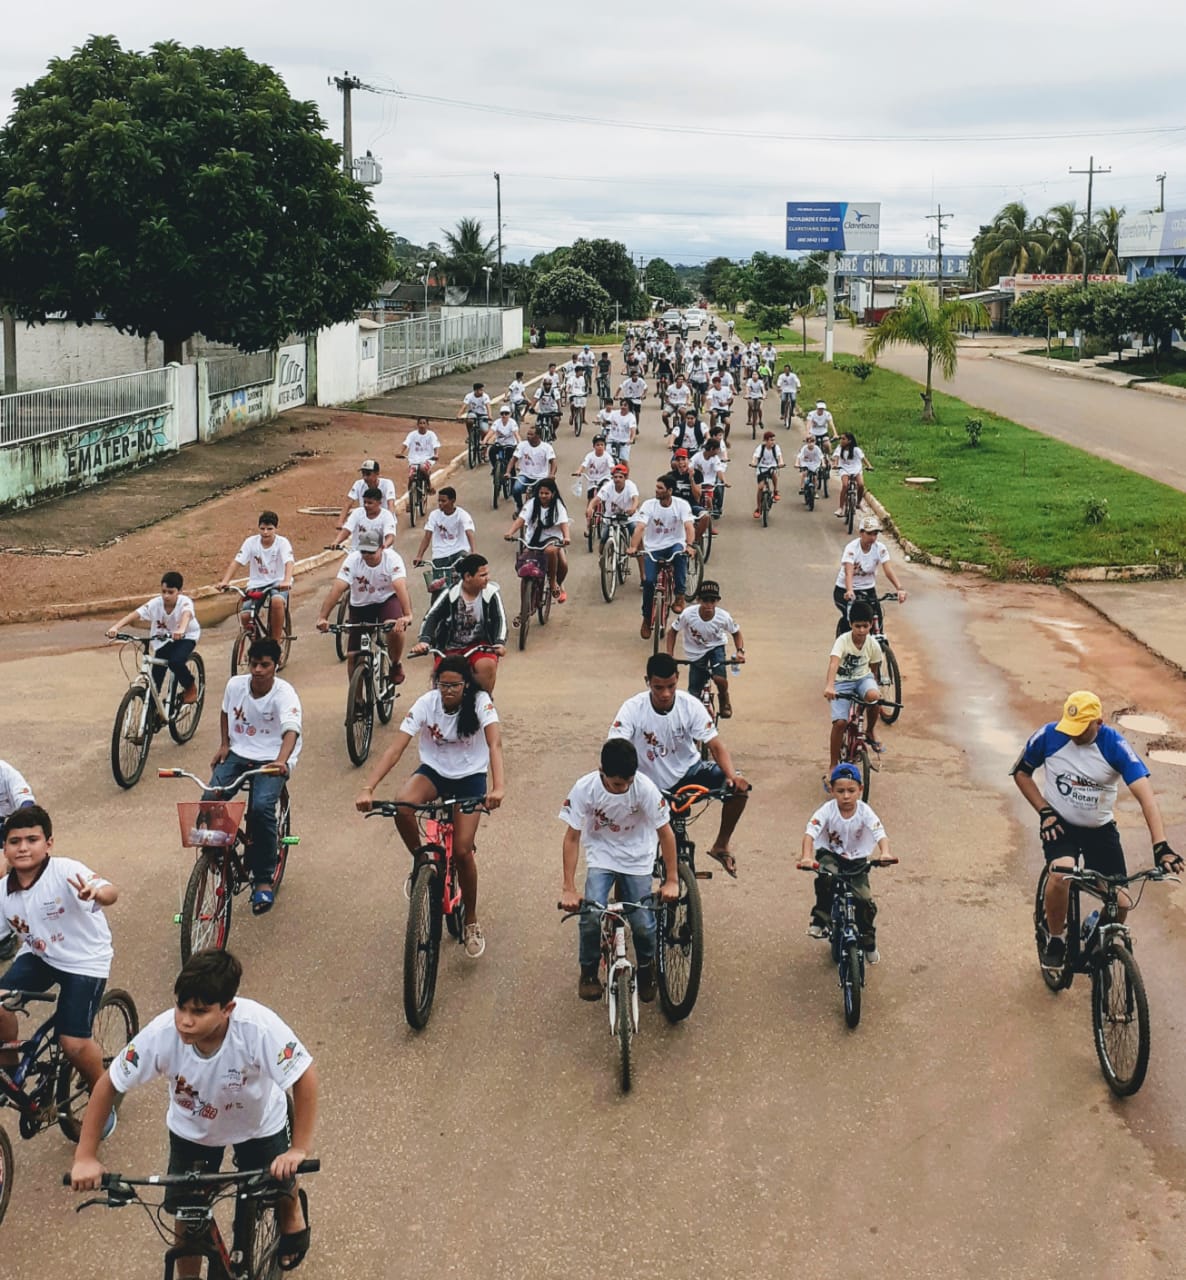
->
[504,476,572,604]
[832,432,871,519]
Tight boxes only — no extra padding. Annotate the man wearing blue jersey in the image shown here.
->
[1012,689,1181,968]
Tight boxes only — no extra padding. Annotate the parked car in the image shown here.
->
[683,309,705,330]
[660,309,683,327]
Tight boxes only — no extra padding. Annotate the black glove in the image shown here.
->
[1153,841,1183,873]
[1038,806,1063,844]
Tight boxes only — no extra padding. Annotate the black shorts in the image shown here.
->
[1043,820,1127,878]
[165,1126,289,1212]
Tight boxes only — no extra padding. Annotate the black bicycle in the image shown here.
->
[465,416,488,469]
[800,466,819,512]
[64,1160,319,1279]
[405,465,431,528]
[490,446,514,510]
[1034,863,1177,1095]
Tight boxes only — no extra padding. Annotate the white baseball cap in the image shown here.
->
[816,400,826,409]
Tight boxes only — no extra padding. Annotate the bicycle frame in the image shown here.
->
[601,907,640,1038]
[0,994,61,1134]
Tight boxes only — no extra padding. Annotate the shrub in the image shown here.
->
[964,417,983,447]
[1084,495,1109,525]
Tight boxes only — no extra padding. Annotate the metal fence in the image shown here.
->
[0,368,172,447]
[206,349,276,396]
[378,311,504,382]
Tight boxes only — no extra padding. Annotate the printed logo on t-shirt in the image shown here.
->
[123,1044,139,1068]
[277,1041,298,1065]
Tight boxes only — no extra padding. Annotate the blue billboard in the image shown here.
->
[786,202,881,252]
[838,253,969,278]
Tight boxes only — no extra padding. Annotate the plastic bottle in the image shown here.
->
[1081,909,1100,944]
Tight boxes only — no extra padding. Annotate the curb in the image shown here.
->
[989,350,1186,401]
[1063,585,1186,680]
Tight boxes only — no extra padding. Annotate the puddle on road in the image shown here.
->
[1117,713,1171,736]
[1149,749,1186,767]
[1030,615,1087,654]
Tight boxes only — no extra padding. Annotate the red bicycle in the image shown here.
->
[834,693,899,801]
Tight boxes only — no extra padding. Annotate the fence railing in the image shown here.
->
[0,368,172,447]
[378,311,504,380]
[206,350,276,396]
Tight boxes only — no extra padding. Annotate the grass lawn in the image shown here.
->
[726,313,817,347]
[1100,348,1186,385]
[1021,345,1082,362]
[794,353,1186,574]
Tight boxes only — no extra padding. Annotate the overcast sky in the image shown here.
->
[4,2,1184,268]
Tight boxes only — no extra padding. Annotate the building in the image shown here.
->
[1118,209,1186,281]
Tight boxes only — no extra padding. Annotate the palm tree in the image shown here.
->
[1093,206,1126,274]
[973,201,1048,285]
[1040,203,1084,274]
[440,217,496,289]
[864,283,989,423]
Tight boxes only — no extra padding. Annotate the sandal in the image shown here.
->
[706,848,738,878]
[393,662,406,686]
[278,1187,311,1271]
[251,887,275,915]
[867,738,886,754]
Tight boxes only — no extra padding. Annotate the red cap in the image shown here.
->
[673,448,689,458]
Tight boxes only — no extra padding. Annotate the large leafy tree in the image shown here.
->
[700,256,734,303]
[644,257,692,306]
[1092,206,1125,274]
[0,36,392,363]
[1039,203,1084,274]
[440,216,496,288]
[531,265,610,337]
[971,202,1048,286]
[865,283,989,422]
[568,238,640,311]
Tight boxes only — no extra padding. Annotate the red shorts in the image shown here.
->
[434,647,498,673]
[347,597,402,653]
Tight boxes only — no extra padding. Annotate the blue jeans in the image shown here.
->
[641,545,687,619]
[204,752,285,886]
[511,474,543,510]
[152,638,196,691]
[578,868,655,969]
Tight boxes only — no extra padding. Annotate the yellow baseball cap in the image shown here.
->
[1056,690,1103,735]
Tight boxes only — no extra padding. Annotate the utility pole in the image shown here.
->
[331,73,362,177]
[824,251,836,364]
[2,309,15,394]
[1069,155,1110,286]
[926,205,952,300]
[1156,172,1167,213]
[493,172,504,307]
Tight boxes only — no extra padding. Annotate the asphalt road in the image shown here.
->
[3,391,1186,1277]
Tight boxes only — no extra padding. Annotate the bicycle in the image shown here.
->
[318,547,352,663]
[750,463,785,527]
[509,535,554,651]
[465,416,488,470]
[797,855,897,1028]
[161,766,299,962]
[840,472,861,534]
[842,591,903,725]
[64,1159,320,1280]
[672,657,732,748]
[782,396,798,431]
[108,634,206,790]
[833,692,900,801]
[1,987,137,1222]
[536,410,559,443]
[636,549,683,655]
[226,587,293,676]
[1034,863,1178,1095]
[596,374,612,406]
[364,799,489,1030]
[598,514,633,604]
[490,446,514,510]
[800,466,819,512]
[559,897,655,1092]
[325,621,400,766]
[747,398,763,439]
[404,464,431,529]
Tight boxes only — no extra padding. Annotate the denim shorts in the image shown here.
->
[165,1127,289,1212]
[413,764,487,801]
[0,953,106,1039]
[672,760,727,794]
[831,676,879,721]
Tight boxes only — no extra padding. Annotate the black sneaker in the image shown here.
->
[637,962,657,1003]
[1041,935,1066,968]
[578,966,604,1001]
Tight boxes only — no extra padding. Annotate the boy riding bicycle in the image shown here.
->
[217,512,294,644]
[666,579,745,719]
[823,600,884,767]
[106,571,201,705]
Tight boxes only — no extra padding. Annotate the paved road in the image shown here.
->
[3,392,1186,1276]
[817,320,1186,493]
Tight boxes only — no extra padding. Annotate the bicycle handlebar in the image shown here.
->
[106,632,151,647]
[157,765,288,793]
[1054,865,1178,888]
[326,621,397,635]
[0,990,57,1011]
[410,644,500,659]
[797,856,899,872]
[364,798,489,819]
[63,1159,321,1191]
[662,781,751,813]
[832,693,902,708]
[557,897,655,921]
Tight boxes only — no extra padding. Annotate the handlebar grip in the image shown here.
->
[296,1158,320,1174]
[796,862,820,872]
[157,769,181,778]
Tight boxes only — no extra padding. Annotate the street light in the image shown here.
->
[482,266,493,308]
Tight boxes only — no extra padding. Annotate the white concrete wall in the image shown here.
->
[357,328,380,398]
[314,322,361,405]
[0,319,162,389]
[176,364,198,444]
[501,307,524,355]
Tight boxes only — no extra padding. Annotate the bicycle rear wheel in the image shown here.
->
[334,594,349,662]
[517,578,532,651]
[111,686,152,789]
[271,787,294,893]
[404,862,442,1029]
[231,628,251,676]
[616,967,634,1093]
[1093,943,1150,1095]
[168,652,206,744]
[879,645,903,724]
[657,860,704,1022]
[181,852,233,963]
[0,1124,11,1227]
[600,537,619,603]
[346,666,374,766]
[538,577,553,627]
[1034,867,1075,992]
[56,988,139,1141]
[842,944,863,1028]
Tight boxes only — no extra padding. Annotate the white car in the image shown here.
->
[683,309,706,330]
[660,309,683,327]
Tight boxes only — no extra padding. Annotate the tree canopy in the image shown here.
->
[531,265,610,336]
[568,238,643,311]
[644,257,692,306]
[0,36,392,361]
[440,216,496,288]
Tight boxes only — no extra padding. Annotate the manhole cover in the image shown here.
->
[1149,749,1186,767]
[1117,713,1170,735]
[904,477,937,486]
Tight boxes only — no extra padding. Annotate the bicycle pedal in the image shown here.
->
[280,836,300,846]
[695,870,713,880]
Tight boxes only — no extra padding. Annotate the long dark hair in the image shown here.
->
[532,477,562,529]
[436,656,481,739]
[839,432,857,461]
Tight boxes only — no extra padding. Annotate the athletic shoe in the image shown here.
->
[807,924,828,940]
[637,962,657,1003]
[463,922,486,959]
[579,967,604,1001]
[1041,935,1066,967]
[865,947,881,965]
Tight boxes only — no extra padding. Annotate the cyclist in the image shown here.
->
[1012,690,1183,968]
[667,405,706,457]
[399,417,441,495]
[105,571,201,705]
[687,354,709,410]
[483,404,521,483]
[606,398,638,463]
[834,516,908,637]
[331,486,397,551]
[608,652,751,877]
[596,351,613,405]
[505,372,529,422]
[207,638,302,916]
[356,656,504,960]
[799,764,891,963]
[618,369,647,428]
[760,342,777,386]
[217,511,294,645]
[415,487,477,578]
[750,431,785,516]
[668,449,711,545]
[338,458,397,527]
[587,463,641,539]
[504,476,571,604]
[832,431,872,519]
[744,368,766,431]
[707,374,734,442]
[796,434,826,493]
[565,364,587,434]
[69,949,317,1275]
[823,600,884,768]
[410,553,508,694]
[690,438,728,521]
[532,376,560,438]
[509,424,557,512]
[666,579,745,719]
[0,804,120,1120]
[559,738,678,1002]
[776,364,801,426]
[728,343,743,387]
[459,381,493,441]
[0,759,35,960]
[574,435,614,505]
[806,400,837,448]
[631,474,695,635]
[315,528,412,682]
[578,344,595,392]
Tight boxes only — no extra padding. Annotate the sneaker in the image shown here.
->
[1041,934,1066,968]
[637,962,657,1003]
[579,966,604,1001]
[556,590,567,604]
[181,684,199,705]
[101,1108,118,1140]
[772,493,781,502]
[807,923,829,940]
[864,947,881,965]
[640,620,652,639]
[834,510,844,518]
[753,509,761,520]
[463,922,486,959]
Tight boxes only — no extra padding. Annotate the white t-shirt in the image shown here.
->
[608,690,719,791]
[234,535,295,590]
[109,998,312,1145]
[399,689,499,779]
[534,384,559,412]
[559,771,669,876]
[637,496,693,552]
[797,444,825,472]
[1018,724,1150,828]
[807,410,834,438]
[832,446,866,477]
[806,800,886,861]
[580,450,614,487]
[830,631,883,682]
[342,506,397,550]
[221,675,303,767]
[0,857,113,977]
[424,506,475,560]
[595,478,640,517]
[666,383,691,410]
[336,548,406,607]
[137,594,200,652]
[752,443,784,471]
[690,451,727,487]
[835,538,891,590]
[566,373,587,402]
[620,377,647,401]
[0,761,34,819]
[514,439,556,481]
[606,410,637,444]
[347,476,398,507]
[489,418,519,448]
[508,379,527,405]
[708,387,733,413]
[671,606,739,660]
[716,371,735,393]
[777,372,801,397]
[463,391,493,419]
[746,377,766,399]
[404,430,441,465]
[521,497,569,546]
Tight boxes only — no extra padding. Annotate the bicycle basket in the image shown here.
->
[177,801,244,849]
[515,550,546,580]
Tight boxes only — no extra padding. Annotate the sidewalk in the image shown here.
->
[1066,580,1186,677]
[990,348,1186,402]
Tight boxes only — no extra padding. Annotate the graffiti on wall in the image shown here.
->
[277,344,306,409]
[64,413,171,479]
[208,383,268,435]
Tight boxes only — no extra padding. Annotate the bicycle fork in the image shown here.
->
[604,924,638,1036]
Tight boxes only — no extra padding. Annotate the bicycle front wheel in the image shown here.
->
[180,853,233,963]
[685,546,704,602]
[271,786,294,893]
[241,1196,282,1280]
[804,478,815,511]
[857,746,871,802]
[600,537,619,603]
[467,426,479,469]
[879,645,903,724]
[346,666,374,766]
[492,460,503,510]
[404,862,442,1030]
[657,860,704,1022]
[517,577,532,650]
[0,1124,11,1227]
[168,652,206,744]
[538,577,553,627]
[111,686,152,789]
[1093,943,1150,1096]
[616,967,634,1093]
[56,988,139,1141]
[334,594,349,662]
[842,944,863,1028]
[846,492,856,535]
[761,487,770,527]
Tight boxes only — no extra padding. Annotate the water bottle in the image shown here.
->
[729,656,741,677]
[1081,909,1100,945]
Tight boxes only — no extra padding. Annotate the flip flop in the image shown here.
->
[706,848,738,878]
[251,888,275,915]
[278,1187,311,1271]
